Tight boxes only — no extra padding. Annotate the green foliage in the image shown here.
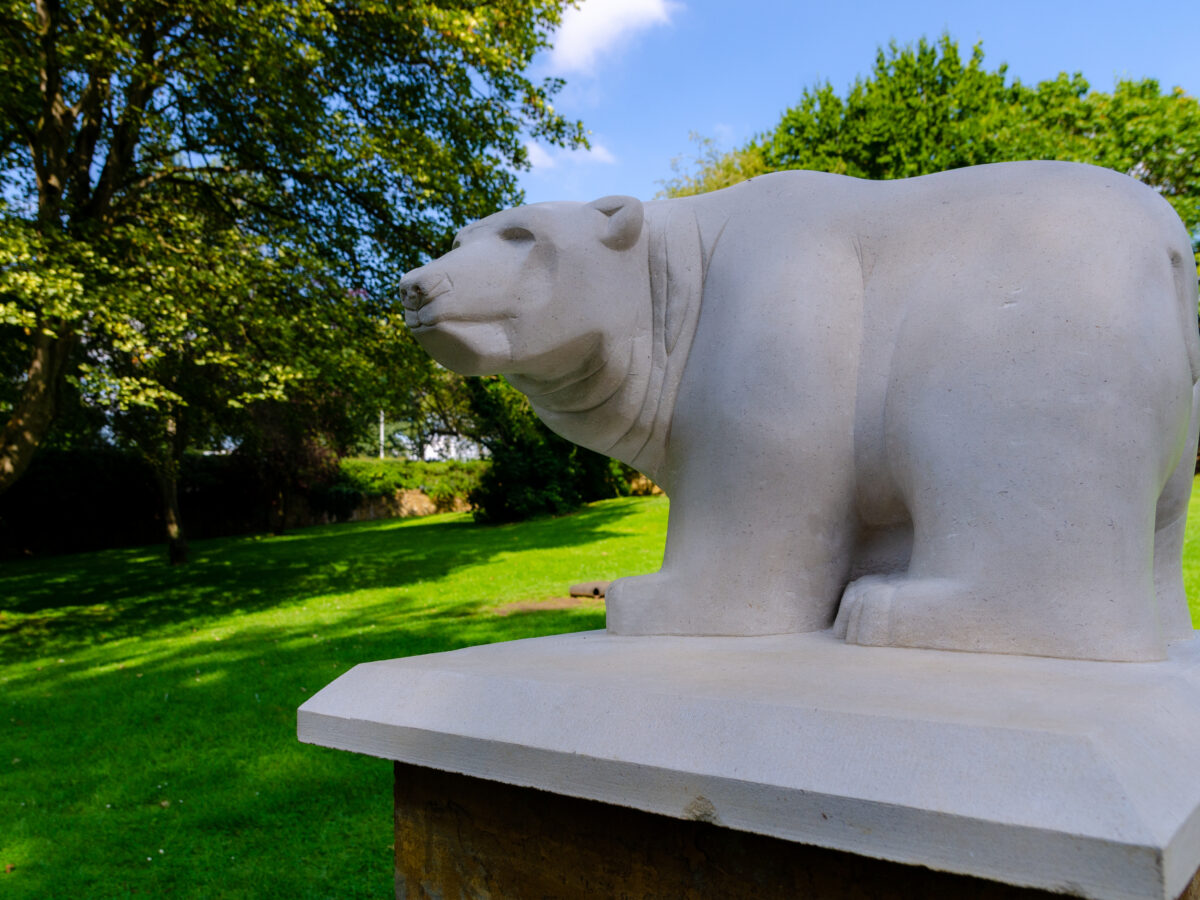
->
[0,495,669,899]
[0,0,587,497]
[336,457,486,506]
[662,36,1200,271]
[659,132,771,197]
[465,376,628,523]
[765,37,1015,179]
[353,367,478,461]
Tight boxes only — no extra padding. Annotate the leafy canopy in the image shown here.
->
[464,376,628,523]
[0,0,585,491]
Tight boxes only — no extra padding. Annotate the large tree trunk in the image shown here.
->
[269,486,288,536]
[152,410,189,565]
[0,329,73,495]
[156,464,189,565]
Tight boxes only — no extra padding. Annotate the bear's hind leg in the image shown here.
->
[837,435,1166,660]
[836,284,1189,661]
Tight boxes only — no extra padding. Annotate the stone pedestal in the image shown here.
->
[299,631,1200,900]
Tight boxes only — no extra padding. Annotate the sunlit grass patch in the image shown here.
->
[1183,478,1200,628]
[0,496,667,900]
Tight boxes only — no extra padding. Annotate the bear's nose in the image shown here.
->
[399,270,453,311]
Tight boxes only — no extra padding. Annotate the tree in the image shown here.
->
[361,365,479,461]
[464,376,626,524]
[0,0,585,487]
[660,132,771,198]
[662,36,1200,271]
[0,0,585,559]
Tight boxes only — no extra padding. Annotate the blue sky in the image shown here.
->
[517,0,1200,205]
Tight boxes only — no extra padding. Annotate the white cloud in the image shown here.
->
[525,142,558,169]
[548,0,680,75]
[587,143,618,164]
[525,140,618,170]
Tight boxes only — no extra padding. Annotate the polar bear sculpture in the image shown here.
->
[399,161,1200,661]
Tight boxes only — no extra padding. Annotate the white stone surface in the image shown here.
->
[299,630,1200,900]
[399,161,1200,659]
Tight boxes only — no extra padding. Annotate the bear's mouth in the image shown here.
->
[406,307,445,330]
[406,306,517,333]
[406,305,510,332]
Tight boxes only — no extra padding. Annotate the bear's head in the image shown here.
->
[399,195,647,380]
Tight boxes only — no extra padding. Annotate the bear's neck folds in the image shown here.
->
[518,203,706,485]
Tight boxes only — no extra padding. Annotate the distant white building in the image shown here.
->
[420,434,486,461]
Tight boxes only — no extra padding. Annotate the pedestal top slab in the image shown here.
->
[299,630,1200,900]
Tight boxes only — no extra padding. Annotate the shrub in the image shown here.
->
[464,377,628,524]
[335,458,486,511]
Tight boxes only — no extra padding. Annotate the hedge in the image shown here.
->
[0,452,487,558]
[335,458,486,507]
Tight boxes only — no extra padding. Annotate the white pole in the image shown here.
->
[379,409,385,459]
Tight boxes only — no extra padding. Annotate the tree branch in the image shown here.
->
[84,18,159,223]
[34,0,70,227]
[67,67,112,210]
[124,163,244,196]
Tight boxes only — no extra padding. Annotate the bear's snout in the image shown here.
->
[399,269,453,311]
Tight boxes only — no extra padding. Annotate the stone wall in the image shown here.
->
[348,490,471,522]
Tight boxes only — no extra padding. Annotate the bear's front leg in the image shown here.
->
[606,421,859,636]
[604,235,865,636]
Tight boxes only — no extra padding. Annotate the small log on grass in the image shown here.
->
[569,581,610,598]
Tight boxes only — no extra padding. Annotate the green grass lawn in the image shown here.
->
[1182,480,1200,619]
[5,483,1200,900]
[0,495,668,899]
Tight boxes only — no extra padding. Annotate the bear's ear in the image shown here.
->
[589,195,644,251]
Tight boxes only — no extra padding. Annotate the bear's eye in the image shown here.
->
[498,226,534,244]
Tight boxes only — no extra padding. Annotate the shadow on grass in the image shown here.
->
[0,499,647,652]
